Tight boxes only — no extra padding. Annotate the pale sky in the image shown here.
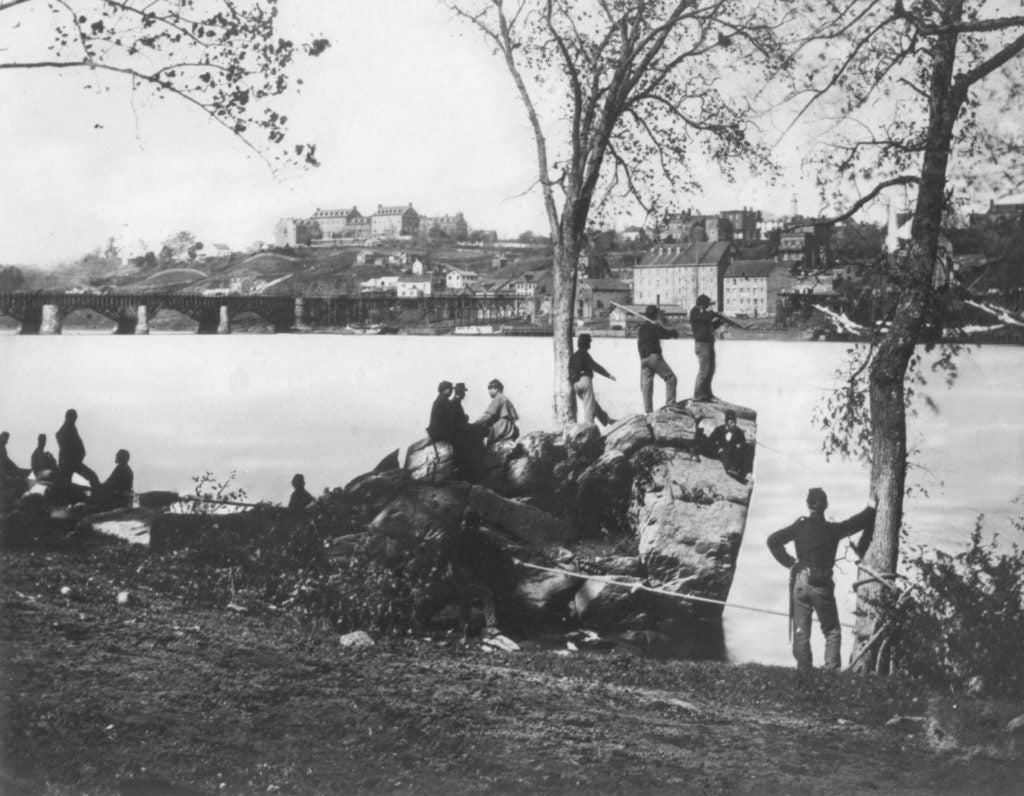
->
[0,1,924,265]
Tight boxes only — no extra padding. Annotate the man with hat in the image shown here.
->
[450,382,470,428]
[427,381,456,444]
[690,294,725,402]
[569,333,616,426]
[706,409,749,482]
[767,489,876,671]
[637,304,680,413]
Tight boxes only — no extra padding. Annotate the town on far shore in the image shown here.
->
[1,194,1021,341]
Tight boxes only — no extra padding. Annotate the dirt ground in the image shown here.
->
[2,528,1023,795]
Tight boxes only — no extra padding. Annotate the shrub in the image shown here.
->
[878,519,1024,699]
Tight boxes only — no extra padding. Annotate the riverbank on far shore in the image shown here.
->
[2,529,1023,795]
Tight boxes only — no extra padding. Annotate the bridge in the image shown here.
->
[0,292,530,334]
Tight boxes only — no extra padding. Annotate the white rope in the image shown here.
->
[512,558,856,629]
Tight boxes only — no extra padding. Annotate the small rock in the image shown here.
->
[60,586,72,597]
[116,590,131,606]
[885,715,926,731]
[339,630,375,649]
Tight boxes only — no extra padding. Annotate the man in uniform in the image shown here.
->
[637,304,679,413]
[569,333,616,426]
[427,381,456,444]
[706,409,749,482]
[766,488,876,672]
[55,409,100,501]
[690,294,725,402]
[92,449,135,510]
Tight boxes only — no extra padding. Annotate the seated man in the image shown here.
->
[31,433,58,479]
[288,473,317,510]
[0,431,29,502]
[707,409,749,482]
[92,449,134,509]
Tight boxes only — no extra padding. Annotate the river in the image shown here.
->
[1,332,1021,666]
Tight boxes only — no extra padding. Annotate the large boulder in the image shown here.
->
[369,482,471,543]
[514,566,583,624]
[572,576,647,628]
[504,431,564,496]
[404,438,455,483]
[637,497,747,620]
[467,485,573,547]
[573,450,633,537]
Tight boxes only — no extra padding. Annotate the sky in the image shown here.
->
[0,0,975,267]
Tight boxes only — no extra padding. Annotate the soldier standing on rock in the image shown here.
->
[637,305,680,413]
[56,409,100,501]
[766,488,876,672]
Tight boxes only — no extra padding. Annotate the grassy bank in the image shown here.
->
[2,528,1022,795]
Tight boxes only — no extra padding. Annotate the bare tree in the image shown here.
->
[793,0,1024,672]
[446,0,784,426]
[0,0,330,166]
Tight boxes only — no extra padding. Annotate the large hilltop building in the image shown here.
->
[276,203,468,246]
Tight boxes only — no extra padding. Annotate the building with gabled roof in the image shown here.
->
[633,241,733,309]
[311,207,364,239]
[371,204,420,238]
[576,277,631,320]
[723,260,792,318]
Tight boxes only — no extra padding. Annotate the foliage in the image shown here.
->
[0,0,330,167]
[166,478,468,634]
[174,470,251,514]
[875,519,1024,699]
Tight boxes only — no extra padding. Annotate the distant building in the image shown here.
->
[445,267,481,291]
[359,275,400,294]
[396,274,432,298]
[576,277,631,320]
[777,219,832,271]
[371,204,420,238]
[420,212,468,240]
[720,208,762,241]
[311,207,364,239]
[275,218,320,247]
[722,260,791,318]
[633,241,733,309]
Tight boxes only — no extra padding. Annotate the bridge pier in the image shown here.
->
[40,304,62,335]
[136,305,149,335]
[292,297,311,332]
[217,304,231,334]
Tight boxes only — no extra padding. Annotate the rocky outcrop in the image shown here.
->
[108,399,757,637]
[382,399,756,632]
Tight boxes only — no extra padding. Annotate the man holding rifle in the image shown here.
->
[637,304,680,413]
[690,294,745,402]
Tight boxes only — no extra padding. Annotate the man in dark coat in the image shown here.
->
[288,473,316,511]
[31,433,58,479]
[93,449,134,509]
[0,431,29,496]
[427,381,456,443]
[637,305,679,413]
[706,409,749,482]
[767,488,876,672]
[570,333,616,426]
[690,294,725,402]
[56,409,100,498]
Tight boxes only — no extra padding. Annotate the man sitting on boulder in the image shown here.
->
[706,409,750,482]
[92,449,134,510]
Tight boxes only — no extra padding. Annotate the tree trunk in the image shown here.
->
[551,239,578,427]
[850,53,961,671]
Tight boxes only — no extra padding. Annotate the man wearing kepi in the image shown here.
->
[637,304,679,413]
[766,488,876,672]
[569,333,616,426]
[690,294,724,402]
